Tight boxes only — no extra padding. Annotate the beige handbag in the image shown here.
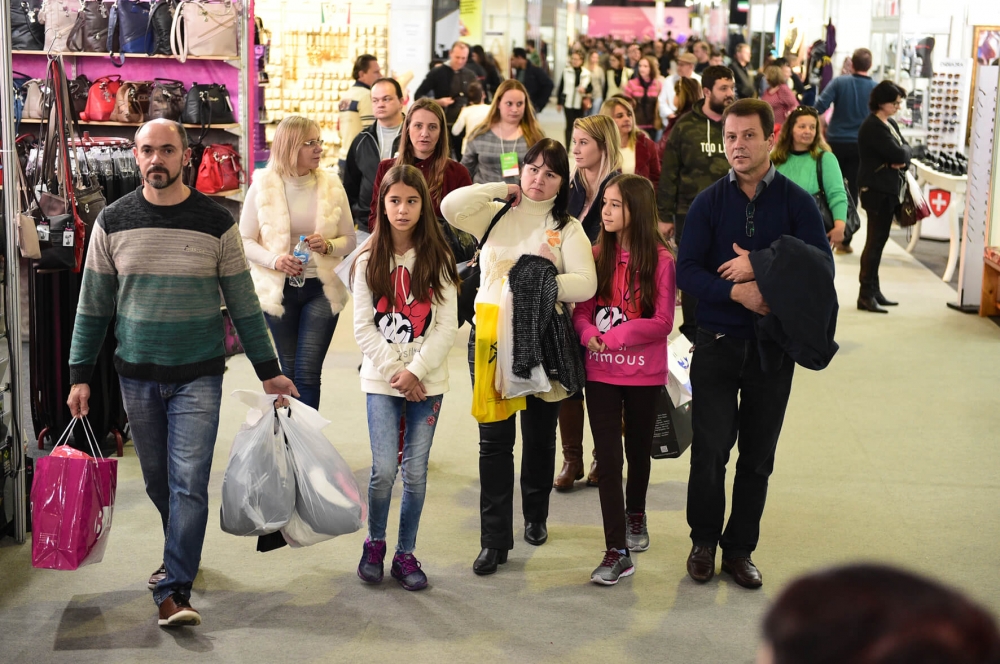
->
[23,79,49,119]
[39,0,81,53]
[170,0,238,62]
[15,161,42,260]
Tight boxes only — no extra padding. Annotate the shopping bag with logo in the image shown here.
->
[650,386,693,459]
[220,391,296,537]
[31,418,118,570]
[278,397,366,547]
[472,302,526,423]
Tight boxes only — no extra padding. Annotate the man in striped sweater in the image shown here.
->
[68,120,298,628]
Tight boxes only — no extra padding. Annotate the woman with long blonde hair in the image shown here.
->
[600,96,660,187]
[240,115,356,410]
[461,79,545,184]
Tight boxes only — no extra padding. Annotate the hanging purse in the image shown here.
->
[148,78,186,120]
[67,0,110,52]
[12,0,46,50]
[15,159,42,259]
[107,0,152,63]
[109,80,148,123]
[39,0,81,53]
[170,0,238,62]
[22,79,50,119]
[181,82,234,125]
[146,0,176,55]
[195,143,243,194]
[81,75,121,121]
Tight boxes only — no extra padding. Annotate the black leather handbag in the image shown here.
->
[181,83,235,125]
[148,78,186,120]
[815,154,861,235]
[67,0,110,52]
[66,74,92,114]
[456,197,514,327]
[146,0,175,55]
[12,0,45,50]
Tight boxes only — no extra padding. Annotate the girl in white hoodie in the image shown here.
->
[352,164,460,591]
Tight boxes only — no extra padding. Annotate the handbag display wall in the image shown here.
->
[39,0,81,53]
[12,0,46,50]
[170,0,238,62]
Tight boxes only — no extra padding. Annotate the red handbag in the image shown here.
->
[81,76,122,122]
[195,143,243,194]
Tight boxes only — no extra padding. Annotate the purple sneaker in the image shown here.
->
[390,552,428,591]
[358,539,387,584]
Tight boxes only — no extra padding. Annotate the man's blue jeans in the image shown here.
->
[264,278,339,410]
[119,375,223,607]
[366,394,443,553]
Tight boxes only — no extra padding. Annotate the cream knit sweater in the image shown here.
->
[441,182,597,310]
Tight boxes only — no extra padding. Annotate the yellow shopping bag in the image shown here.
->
[472,302,526,423]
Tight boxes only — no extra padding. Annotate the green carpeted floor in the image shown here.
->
[2,109,999,663]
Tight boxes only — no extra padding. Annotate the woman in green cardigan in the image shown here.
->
[771,106,850,250]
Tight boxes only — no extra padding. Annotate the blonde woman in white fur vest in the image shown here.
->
[240,116,357,409]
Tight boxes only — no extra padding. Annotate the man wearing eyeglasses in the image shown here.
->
[677,99,830,591]
[343,77,405,233]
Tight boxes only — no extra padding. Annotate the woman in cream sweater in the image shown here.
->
[441,138,597,576]
[240,116,357,409]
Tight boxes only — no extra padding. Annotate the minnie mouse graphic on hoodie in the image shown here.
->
[573,244,675,386]
[353,248,459,397]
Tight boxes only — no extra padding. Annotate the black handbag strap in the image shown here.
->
[469,196,515,266]
[815,152,826,200]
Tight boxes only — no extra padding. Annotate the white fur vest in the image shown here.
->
[248,168,350,317]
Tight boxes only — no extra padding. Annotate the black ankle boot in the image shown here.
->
[857,296,888,313]
[473,548,508,575]
[874,292,898,306]
[524,522,548,546]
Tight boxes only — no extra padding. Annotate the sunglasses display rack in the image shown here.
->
[925,58,972,160]
[255,0,391,168]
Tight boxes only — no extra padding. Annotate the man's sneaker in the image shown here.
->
[157,593,201,627]
[357,539,387,584]
[147,563,166,590]
[626,512,650,552]
[390,552,428,591]
[591,549,635,586]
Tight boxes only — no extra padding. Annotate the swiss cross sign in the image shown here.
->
[928,189,951,217]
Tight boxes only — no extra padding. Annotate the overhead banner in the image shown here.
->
[460,0,482,45]
[586,7,691,41]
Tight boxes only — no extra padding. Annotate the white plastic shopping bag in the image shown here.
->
[334,232,371,292]
[277,397,366,547]
[220,391,296,537]
[666,342,693,407]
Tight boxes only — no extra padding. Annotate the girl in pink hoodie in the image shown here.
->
[572,173,676,585]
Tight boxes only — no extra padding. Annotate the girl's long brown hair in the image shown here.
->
[395,98,451,205]
[771,106,830,165]
[466,79,545,147]
[596,174,668,318]
[355,165,460,306]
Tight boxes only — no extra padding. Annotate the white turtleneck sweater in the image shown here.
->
[441,182,597,310]
[240,172,320,279]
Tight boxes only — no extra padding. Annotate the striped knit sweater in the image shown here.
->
[69,188,280,385]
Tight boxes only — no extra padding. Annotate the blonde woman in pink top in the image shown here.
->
[572,173,675,586]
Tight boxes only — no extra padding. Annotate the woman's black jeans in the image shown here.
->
[858,190,898,299]
[468,329,561,550]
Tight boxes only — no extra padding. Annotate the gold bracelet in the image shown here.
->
[325,239,335,255]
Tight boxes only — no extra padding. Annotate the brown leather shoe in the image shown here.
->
[157,593,201,627]
[686,545,716,583]
[721,557,763,589]
[554,400,585,491]
[586,458,599,486]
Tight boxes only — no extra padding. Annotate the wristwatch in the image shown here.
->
[325,239,335,255]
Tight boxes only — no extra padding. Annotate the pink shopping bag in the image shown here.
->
[31,418,118,570]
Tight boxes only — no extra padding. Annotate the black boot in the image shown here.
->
[524,522,548,546]
[857,296,888,313]
[473,548,508,575]
[874,292,898,306]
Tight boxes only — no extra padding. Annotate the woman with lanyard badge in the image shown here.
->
[462,80,546,185]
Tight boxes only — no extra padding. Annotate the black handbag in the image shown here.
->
[146,0,175,55]
[456,197,515,327]
[66,74,91,114]
[67,0,110,52]
[12,0,45,50]
[181,82,235,125]
[815,153,862,235]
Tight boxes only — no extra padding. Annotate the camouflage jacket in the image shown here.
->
[657,102,731,222]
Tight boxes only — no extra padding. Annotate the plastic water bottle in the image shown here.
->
[290,235,310,287]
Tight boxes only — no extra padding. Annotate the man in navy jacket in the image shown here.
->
[677,99,830,590]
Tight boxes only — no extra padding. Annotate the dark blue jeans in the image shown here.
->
[119,375,223,607]
[686,329,794,559]
[264,278,339,409]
